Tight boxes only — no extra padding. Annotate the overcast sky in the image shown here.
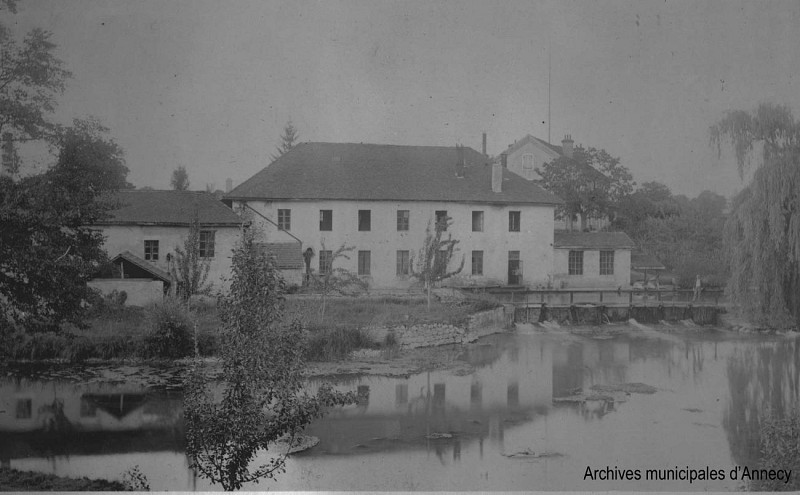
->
[10,0,800,196]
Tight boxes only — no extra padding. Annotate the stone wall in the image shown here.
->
[368,305,513,349]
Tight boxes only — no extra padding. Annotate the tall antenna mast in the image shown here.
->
[548,35,552,144]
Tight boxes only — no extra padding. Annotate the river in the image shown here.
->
[1,323,798,491]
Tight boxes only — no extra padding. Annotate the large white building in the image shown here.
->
[226,142,563,289]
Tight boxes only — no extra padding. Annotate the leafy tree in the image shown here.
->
[0,120,129,330]
[170,216,212,301]
[170,165,190,190]
[271,120,298,161]
[411,215,465,309]
[184,229,357,491]
[310,242,368,318]
[537,145,634,230]
[0,11,72,146]
[711,103,800,328]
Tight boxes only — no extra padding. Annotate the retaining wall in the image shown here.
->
[514,304,723,326]
[368,305,513,349]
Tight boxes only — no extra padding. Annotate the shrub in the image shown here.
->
[142,298,194,358]
[752,407,800,491]
[304,325,375,361]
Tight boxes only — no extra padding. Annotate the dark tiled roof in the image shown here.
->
[226,142,562,206]
[631,251,666,270]
[554,231,636,249]
[99,190,242,226]
[255,242,304,270]
[111,251,172,281]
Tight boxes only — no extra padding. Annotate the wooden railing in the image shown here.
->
[459,286,727,308]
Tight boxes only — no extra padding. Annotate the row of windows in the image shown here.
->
[317,249,493,276]
[277,208,522,233]
[143,231,216,261]
[568,250,615,275]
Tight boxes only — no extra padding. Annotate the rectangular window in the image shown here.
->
[358,250,371,276]
[396,250,410,276]
[199,230,215,258]
[396,210,410,231]
[435,210,448,230]
[600,250,615,275]
[319,250,332,274]
[509,211,521,232]
[144,240,159,261]
[568,250,584,275]
[472,211,484,232]
[15,399,31,419]
[277,209,291,231]
[472,250,484,275]
[358,210,371,231]
[319,209,332,231]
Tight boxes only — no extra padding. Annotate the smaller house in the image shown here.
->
[501,134,610,231]
[552,231,635,288]
[91,190,244,305]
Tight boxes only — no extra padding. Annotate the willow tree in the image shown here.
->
[710,103,800,328]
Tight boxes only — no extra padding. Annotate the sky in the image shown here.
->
[8,0,800,197]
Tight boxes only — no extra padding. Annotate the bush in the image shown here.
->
[142,298,194,358]
[304,324,375,361]
[752,407,800,491]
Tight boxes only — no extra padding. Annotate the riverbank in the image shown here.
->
[0,467,128,491]
[2,293,500,364]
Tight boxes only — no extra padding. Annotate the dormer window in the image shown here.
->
[522,154,535,180]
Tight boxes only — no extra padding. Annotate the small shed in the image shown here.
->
[630,250,667,285]
[88,251,171,306]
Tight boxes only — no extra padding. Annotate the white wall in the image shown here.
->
[235,199,556,288]
[98,225,240,289]
[552,248,631,288]
[505,142,560,181]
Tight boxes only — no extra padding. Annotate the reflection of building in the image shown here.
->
[304,338,554,453]
[551,339,630,398]
[0,379,184,463]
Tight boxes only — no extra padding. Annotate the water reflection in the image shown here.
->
[1,330,798,490]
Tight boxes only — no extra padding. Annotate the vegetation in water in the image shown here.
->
[183,229,358,491]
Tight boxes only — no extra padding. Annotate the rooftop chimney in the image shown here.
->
[482,132,487,156]
[561,134,574,159]
[225,178,233,193]
[455,144,465,178]
[492,159,503,193]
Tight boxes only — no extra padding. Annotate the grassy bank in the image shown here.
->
[0,467,128,491]
[2,294,499,363]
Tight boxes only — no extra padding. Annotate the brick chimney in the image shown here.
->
[561,134,574,158]
[492,157,503,193]
[482,132,487,156]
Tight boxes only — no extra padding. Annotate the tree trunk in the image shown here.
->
[579,213,587,231]
[426,281,431,310]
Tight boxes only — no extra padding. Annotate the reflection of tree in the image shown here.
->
[723,340,800,467]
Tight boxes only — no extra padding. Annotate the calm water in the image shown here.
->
[1,324,798,491]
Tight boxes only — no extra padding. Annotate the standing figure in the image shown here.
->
[692,275,702,302]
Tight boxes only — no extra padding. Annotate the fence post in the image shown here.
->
[599,291,603,303]
[570,291,574,304]
[629,290,633,305]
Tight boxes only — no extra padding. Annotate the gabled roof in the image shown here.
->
[504,134,608,184]
[631,251,667,271]
[99,190,242,227]
[111,251,172,282]
[554,231,636,250]
[256,242,304,270]
[226,142,562,206]
[503,134,564,157]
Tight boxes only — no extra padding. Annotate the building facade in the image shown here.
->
[227,142,563,289]
[552,231,635,288]
[94,190,244,303]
